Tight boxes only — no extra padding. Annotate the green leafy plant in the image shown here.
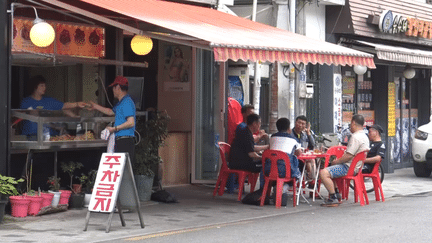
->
[47,176,61,191]
[134,111,170,176]
[77,170,97,193]
[0,174,24,197]
[61,161,83,193]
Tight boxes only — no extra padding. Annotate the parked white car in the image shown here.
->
[412,115,432,177]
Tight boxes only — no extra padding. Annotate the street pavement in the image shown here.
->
[1,167,431,243]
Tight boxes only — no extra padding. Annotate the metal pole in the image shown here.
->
[252,0,261,114]
[0,1,10,175]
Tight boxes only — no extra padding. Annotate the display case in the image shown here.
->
[11,109,115,150]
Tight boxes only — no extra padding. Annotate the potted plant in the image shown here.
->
[60,161,84,208]
[47,176,61,207]
[78,170,97,208]
[0,174,24,222]
[134,111,169,201]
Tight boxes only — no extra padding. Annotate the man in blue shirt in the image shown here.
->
[90,76,136,163]
[20,75,87,138]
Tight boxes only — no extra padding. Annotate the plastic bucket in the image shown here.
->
[59,190,72,205]
[27,195,43,216]
[9,196,30,218]
[41,193,54,208]
[49,191,61,207]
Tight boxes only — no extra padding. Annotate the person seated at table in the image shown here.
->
[363,124,386,173]
[319,114,369,207]
[267,117,302,180]
[229,113,269,177]
[236,104,269,144]
[291,115,316,181]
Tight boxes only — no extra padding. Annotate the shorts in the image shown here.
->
[326,164,349,178]
[362,163,374,174]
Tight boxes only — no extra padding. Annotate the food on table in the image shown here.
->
[74,131,95,141]
[49,131,95,141]
[49,134,74,141]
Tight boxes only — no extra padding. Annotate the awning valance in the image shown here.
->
[356,40,432,66]
[39,0,375,68]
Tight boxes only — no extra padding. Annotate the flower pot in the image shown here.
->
[41,192,54,208]
[59,190,72,205]
[83,193,92,208]
[68,193,84,209]
[134,174,155,202]
[48,190,61,207]
[26,195,43,216]
[0,200,7,223]
[9,196,30,218]
[72,184,82,194]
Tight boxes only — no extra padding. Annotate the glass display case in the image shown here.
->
[11,109,115,150]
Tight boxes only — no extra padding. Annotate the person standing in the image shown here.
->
[89,76,136,163]
[20,75,87,139]
[319,114,369,207]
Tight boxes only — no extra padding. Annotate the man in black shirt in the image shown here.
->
[363,124,386,173]
[229,114,269,173]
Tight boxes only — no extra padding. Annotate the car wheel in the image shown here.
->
[413,161,432,178]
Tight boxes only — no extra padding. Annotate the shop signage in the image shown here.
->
[333,74,342,133]
[388,82,396,137]
[85,153,144,233]
[12,17,105,58]
[88,153,126,212]
[379,10,432,39]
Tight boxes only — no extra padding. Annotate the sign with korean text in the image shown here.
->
[333,74,342,133]
[89,153,126,212]
[388,82,396,137]
[378,10,432,39]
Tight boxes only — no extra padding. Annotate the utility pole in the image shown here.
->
[288,0,296,123]
[252,0,261,114]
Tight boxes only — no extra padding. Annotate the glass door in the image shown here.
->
[192,49,220,182]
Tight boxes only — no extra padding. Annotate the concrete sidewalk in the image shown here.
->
[1,167,431,243]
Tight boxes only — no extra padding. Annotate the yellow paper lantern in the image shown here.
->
[131,35,153,55]
[30,19,55,47]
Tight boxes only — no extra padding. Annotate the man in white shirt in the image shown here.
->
[319,114,369,207]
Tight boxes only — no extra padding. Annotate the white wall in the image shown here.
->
[304,3,326,41]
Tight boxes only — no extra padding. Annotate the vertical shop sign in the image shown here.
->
[85,153,144,233]
[333,74,342,133]
[89,154,125,212]
[388,82,396,136]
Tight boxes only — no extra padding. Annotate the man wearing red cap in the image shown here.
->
[90,76,136,162]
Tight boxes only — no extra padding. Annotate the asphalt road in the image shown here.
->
[103,192,432,243]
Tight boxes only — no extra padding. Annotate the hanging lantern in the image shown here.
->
[353,65,367,75]
[30,18,55,47]
[130,35,153,55]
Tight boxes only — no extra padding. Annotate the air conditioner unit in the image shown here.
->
[318,0,345,5]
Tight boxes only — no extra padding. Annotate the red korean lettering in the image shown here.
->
[101,170,121,182]
[92,197,112,211]
[96,190,113,197]
[96,183,115,191]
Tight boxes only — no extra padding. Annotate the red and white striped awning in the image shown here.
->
[213,47,375,67]
[40,0,375,68]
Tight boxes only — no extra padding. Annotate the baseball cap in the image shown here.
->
[366,124,384,134]
[108,76,128,87]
